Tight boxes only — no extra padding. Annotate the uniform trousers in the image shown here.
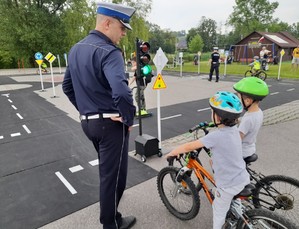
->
[81,118,129,229]
[209,63,219,81]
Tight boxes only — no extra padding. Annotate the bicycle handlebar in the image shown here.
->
[189,122,215,133]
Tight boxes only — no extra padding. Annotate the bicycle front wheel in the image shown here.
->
[244,70,252,77]
[253,175,299,227]
[237,208,297,229]
[157,166,200,220]
[257,70,267,81]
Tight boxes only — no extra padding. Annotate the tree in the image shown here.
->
[197,17,217,52]
[228,0,279,37]
[188,34,204,53]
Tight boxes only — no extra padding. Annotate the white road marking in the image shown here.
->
[16,113,23,119]
[11,105,17,110]
[11,133,21,137]
[132,124,139,127]
[55,172,77,195]
[22,125,31,134]
[8,99,13,103]
[161,114,182,121]
[89,159,99,166]
[0,136,3,139]
[270,92,279,95]
[287,88,295,92]
[197,107,210,112]
[69,165,84,173]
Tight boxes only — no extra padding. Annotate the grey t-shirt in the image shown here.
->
[238,109,263,158]
[201,126,250,188]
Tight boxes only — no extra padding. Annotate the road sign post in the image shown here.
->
[34,52,45,91]
[45,52,57,98]
[197,51,201,75]
[153,47,168,149]
[277,49,285,81]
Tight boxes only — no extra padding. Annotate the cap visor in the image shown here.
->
[120,20,132,30]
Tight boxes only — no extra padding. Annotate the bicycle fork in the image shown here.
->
[171,166,190,198]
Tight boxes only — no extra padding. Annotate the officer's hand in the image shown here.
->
[110,116,122,123]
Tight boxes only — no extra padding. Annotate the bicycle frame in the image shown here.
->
[247,166,285,209]
[185,154,216,204]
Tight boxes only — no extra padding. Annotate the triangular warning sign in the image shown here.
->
[153,73,166,89]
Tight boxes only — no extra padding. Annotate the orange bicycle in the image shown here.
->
[157,122,296,228]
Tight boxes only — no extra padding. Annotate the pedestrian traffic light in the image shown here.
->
[136,39,152,79]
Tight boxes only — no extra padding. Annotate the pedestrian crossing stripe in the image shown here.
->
[45,52,56,63]
[153,73,166,89]
[35,60,43,66]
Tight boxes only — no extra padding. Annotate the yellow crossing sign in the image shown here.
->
[153,73,166,89]
[45,52,56,63]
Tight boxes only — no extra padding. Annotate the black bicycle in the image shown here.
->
[168,122,299,227]
[244,154,299,227]
[244,68,267,81]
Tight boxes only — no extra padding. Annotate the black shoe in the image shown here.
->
[119,216,136,229]
[215,79,219,82]
[208,78,212,81]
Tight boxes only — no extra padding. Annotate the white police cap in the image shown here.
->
[97,2,136,30]
[213,47,219,50]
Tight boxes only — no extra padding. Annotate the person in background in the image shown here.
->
[62,2,136,229]
[292,45,299,70]
[208,47,220,82]
[259,46,271,59]
[129,57,149,116]
[248,56,261,76]
[166,91,249,229]
[233,77,269,158]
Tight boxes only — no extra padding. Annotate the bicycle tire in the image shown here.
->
[252,175,299,227]
[244,70,252,77]
[157,166,200,220]
[257,70,267,81]
[168,156,203,192]
[236,208,297,229]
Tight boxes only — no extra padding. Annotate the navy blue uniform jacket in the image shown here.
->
[63,30,136,127]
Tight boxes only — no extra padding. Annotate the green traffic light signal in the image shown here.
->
[142,65,152,75]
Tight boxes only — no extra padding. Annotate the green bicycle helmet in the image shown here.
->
[233,77,269,101]
[209,91,243,123]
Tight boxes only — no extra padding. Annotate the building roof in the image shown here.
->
[236,31,299,48]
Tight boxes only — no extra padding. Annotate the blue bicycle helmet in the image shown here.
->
[209,91,243,123]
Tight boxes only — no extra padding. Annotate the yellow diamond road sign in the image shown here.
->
[280,49,285,56]
[153,73,166,89]
[45,52,56,63]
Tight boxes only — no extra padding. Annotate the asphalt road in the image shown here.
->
[0,70,299,229]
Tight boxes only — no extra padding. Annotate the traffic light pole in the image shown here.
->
[135,38,143,136]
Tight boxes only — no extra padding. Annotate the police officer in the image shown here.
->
[62,2,136,229]
[208,47,220,82]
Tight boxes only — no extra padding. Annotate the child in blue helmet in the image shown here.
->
[166,91,250,229]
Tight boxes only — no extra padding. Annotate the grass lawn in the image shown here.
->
[163,61,299,79]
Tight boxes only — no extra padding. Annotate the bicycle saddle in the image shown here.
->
[244,154,258,164]
[234,184,255,198]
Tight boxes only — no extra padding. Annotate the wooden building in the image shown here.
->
[230,31,299,63]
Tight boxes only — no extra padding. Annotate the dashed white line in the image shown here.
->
[89,159,99,166]
[8,99,13,103]
[16,113,23,119]
[287,88,295,92]
[22,125,31,134]
[11,133,21,137]
[11,105,17,110]
[197,107,210,112]
[270,92,279,95]
[69,165,84,173]
[0,136,3,139]
[161,114,182,121]
[55,172,77,195]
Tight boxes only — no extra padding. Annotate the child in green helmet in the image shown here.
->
[166,91,250,229]
[233,77,269,158]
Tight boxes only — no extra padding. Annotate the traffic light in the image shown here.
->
[136,39,152,79]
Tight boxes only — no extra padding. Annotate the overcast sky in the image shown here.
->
[146,0,298,32]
